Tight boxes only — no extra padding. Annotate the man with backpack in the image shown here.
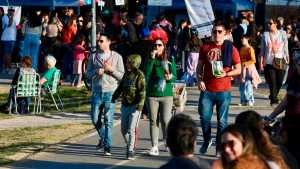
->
[196,20,241,155]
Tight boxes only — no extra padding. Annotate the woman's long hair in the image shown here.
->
[268,17,280,31]
[66,15,77,28]
[27,11,42,28]
[0,7,4,17]
[235,111,289,169]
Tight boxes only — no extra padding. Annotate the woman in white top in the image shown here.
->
[259,17,289,106]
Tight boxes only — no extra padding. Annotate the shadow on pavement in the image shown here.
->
[6,159,157,169]
[44,143,170,162]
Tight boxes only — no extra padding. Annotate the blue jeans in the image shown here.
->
[17,40,24,59]
[198,91,231,146]
[23,34,41,70]
[239,79,254,104]
[91,91,115,150]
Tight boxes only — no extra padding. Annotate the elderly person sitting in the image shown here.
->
[40,55,57,88]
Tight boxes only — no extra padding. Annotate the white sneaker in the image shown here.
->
[104,151,112,156]
[163,145,169,152]
[248,102,254,107]
[148,146,159,156]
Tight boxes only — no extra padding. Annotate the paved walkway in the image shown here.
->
[2,86,275,169]
[0,85,273,130]
[0,78,11,94]
[0,70,276,131]
[0,113,91,130]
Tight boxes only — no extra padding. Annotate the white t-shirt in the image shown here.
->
[1,15,17,41]
[261,30,289,65]
[98,52,112,66]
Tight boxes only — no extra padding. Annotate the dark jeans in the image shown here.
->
[198,91,231,146]
[62,44,73,79]
[71,74,82,86]
[264,64,285,104]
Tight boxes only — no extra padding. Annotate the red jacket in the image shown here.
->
[62,25,77,44]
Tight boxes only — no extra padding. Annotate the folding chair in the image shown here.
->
[9,70,42,114]
[45,69,63,111]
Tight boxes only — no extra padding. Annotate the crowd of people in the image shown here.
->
[0,5,300,169]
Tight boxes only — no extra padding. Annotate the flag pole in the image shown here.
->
[91,0,97,53]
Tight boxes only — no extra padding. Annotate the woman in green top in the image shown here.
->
[145,38,177,156]
[40,55,57,88]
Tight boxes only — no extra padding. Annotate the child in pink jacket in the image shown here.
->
[71,35,86,88]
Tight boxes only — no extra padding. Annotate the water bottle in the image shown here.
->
[158,79,166,92]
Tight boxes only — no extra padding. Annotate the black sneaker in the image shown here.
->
[127,151,135,160]
[96,139,103,150]
[199,139,213,154]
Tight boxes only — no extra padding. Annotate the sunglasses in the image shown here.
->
[155,43,163,47]
[213,30,224,34]
[220,140,234,150]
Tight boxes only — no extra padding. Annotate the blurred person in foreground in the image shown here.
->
[236,111,296,169]
[160,114,210,169]
[212,124,285,169]
[268,50,300,167]
[270,50,300,115]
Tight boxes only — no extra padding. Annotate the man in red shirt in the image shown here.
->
[196,20,241,155]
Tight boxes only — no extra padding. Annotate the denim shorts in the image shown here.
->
[2,41,15,55]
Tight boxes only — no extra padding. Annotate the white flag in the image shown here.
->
[184,0,215,38]
[115,0,125,6]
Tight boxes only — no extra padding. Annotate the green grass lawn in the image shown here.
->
[0,93,11,120]
[0,86,93,165]
[42,86,91,113]
[0,123,93,165]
